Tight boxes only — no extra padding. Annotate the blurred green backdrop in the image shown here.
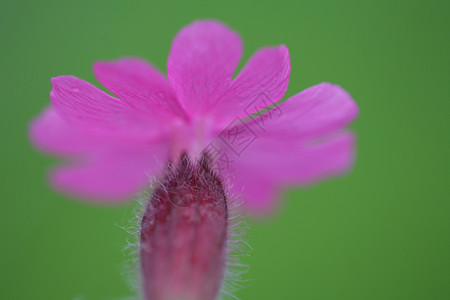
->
[1,0,449,299]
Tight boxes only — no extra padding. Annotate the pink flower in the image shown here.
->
[29,20,358,214]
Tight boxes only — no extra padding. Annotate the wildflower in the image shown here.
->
[29,19,358,214]
[29,20,359,300]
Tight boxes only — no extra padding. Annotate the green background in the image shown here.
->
[1,0,449,299]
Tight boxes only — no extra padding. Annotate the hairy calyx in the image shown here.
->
[140,154,228,300]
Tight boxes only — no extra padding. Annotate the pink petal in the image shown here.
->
[50,144,168,202]
[167,20,243,115]
[219,83,358,214]
[50,76,164,138]
[240,133,354,182]
[29,106,162,156]
[30,107,170,201]
[29,107,120,155]
[251,82,359,140]
[228,169,280,215]
[93,58,186,120]
[222,133,355,214]
[221,46,290,119]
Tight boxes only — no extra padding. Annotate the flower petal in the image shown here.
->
[167,20,243,114]
[224,133,355,214]
[221,83,358,214]
[50,144,168,202]
[29,107,121,155]
[221,45,290,119]
[93,58,186,120]
[229,169,280,214]
[251,83,359,139]
[30,108,170,201]
[50,76,164,138]
[238,133,355,183]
